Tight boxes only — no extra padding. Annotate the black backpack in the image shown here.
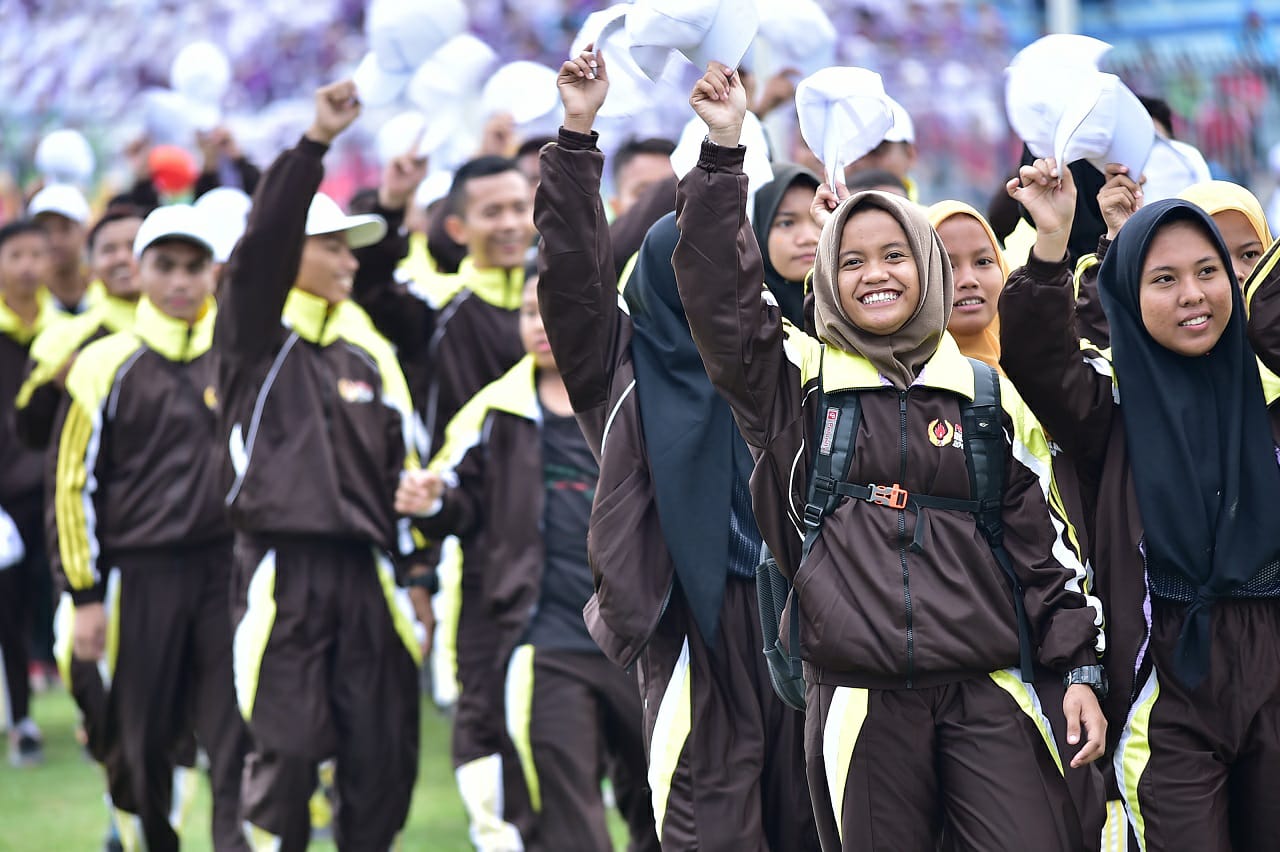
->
[756,356,1036,711]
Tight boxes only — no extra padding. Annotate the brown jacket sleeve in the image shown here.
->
[672,139,797,452]
[215,136,325,365]
[352,203,437,361]
[1247,237,1280,376]
[534,128,623,440]
[1073,236,1111,348]
[999,255,1117,476]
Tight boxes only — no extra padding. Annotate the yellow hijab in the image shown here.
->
[1178,181,1272,258]
[927,200,1010,372]
[1180,180,1280,406]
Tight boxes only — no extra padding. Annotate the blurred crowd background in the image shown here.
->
[2,0,1279,218]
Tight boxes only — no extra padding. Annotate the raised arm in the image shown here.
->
[534,47,623,434]
[999,158,1116,473]
[352,152,438,359]
[215,81,359,364]
[672,64,789,449]
[1073,164,1144,348]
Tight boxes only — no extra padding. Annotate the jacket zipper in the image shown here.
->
[319,305,335,436]
[898,390,914,688]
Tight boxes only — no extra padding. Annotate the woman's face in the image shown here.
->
[766,184,821,283]
[1211,209,1265,287]
[837,207,921,335]
[937,214,1003,338]
[1138,220,1233,357]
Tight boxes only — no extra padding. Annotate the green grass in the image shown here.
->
[1,687,631,850]
[0,688,481,850]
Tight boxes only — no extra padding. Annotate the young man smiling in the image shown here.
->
[55,204,249,850]
[215,80,433,851]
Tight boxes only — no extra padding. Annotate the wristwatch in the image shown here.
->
[405,572,439,595]
[1064,665,1108,699]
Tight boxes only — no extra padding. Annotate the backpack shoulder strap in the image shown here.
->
[961,358,1035,679]
[801,347,863,562]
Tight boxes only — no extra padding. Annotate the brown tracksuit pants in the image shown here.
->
[231,536,420,852]
[101,543,249,852]
[804,671,1084,852]
[640,577,821,852]
[0,495,42,730]
[1115,598,1280,852]
[504,646,659,852]
[452,575,533,843]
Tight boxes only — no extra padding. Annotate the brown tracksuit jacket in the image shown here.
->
[674,141,1099,690]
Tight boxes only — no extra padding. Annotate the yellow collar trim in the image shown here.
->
[453,257,524,310]
[0,289,57,345]
[821,333,977,399]
[133,296,216,362]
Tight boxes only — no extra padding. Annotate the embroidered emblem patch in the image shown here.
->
[928,418,955,448]
[338,378,375,404]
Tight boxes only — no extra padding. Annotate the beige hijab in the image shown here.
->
[812,191,953,389]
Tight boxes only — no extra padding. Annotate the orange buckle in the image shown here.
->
[869,483,908,510]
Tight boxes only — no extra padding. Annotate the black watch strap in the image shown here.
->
[1064,664,1108,699]
[405,572,439,595]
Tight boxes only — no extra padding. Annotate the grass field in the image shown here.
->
[0,685,626,850]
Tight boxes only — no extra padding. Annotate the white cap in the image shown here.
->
[305,194,386,249]
[375,111,451,163]
[354,0,467,108]
[415,168,454,210]
[480,61,562,127]
[570,5,659,118]
[133,204,217,258]
[671,110,773,220]
[406,34,498,116]
[1010,33,1112,72]
[29,183,91,224]
[795,67,895,190]
[35,130,95,186]
[751,0,837,80]
[882,97,915,144]
[352,53,413,108]
[627,0,760,81]
[193,187,252,263]
[171,42,232,106]
[0,506,24,570]
[1051,71,1154,176]
[1137,137,1213,203]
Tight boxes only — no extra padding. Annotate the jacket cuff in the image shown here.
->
[70,583,106,606]
[296,136,330,159]
[1023,250,1073,283]
[1095,236,1112,262]
[697,139,747,173]
[556,128,599,152]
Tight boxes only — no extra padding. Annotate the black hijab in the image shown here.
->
[624,212,756,649]
[1098,199,1280,687]
[753,163,821,327]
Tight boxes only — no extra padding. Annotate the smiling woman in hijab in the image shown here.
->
[529,49,821,852]
[1001,156,1280,852]
[676,65,1103,852]
[928,201,1010,371]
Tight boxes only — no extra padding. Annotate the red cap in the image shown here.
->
[147,145,199,196]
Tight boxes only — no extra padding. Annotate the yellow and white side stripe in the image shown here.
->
[504,644,540,813]
[989,668,1064,775]
[232,551,277,720]
[431,537,462,708]
[648,638,692,839]
[822,686,870,841]
[455,753,524,852]
[1100,799,1131,852]
[1115,669,1160,852]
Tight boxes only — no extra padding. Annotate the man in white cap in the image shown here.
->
[214,80,433,851]
[28,183,95,314]
[54,203,249,851]
[0,218,57,769]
